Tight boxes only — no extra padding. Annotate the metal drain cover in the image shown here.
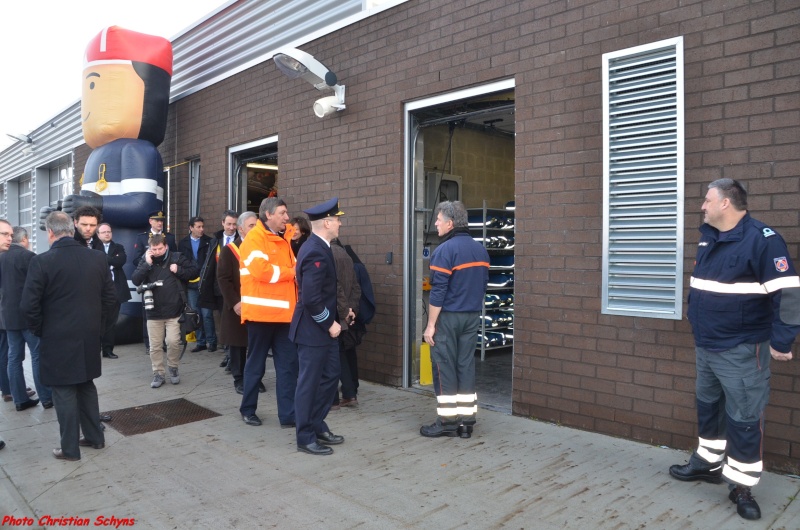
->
[103,398,221,436]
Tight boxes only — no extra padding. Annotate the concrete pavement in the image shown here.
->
[1,342,798,529]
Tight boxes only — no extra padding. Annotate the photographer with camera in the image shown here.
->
[132,234,198,388]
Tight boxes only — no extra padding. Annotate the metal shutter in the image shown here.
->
[602,37,684,319]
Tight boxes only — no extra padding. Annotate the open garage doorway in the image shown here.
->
[229,136,279,214]
[404,79,515,413]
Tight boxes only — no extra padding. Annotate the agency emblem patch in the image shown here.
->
[774,257,789,273]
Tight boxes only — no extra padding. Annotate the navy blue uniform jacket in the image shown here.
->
[289,233,338,346]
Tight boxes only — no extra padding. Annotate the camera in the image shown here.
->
[136,280,163,310]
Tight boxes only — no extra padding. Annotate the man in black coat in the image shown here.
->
[97,223,132,359]
[132,234,199,388]
[20,212,116,461]
[289,197,346,456]
[72,205,105,251]
[0,226,51,410]
[177,216,217,352]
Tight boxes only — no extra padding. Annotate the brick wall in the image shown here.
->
[158,0,799,471]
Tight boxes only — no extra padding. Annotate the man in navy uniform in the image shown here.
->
[669,179,800,520]
[289,197,347,456]
[133,211,177,267]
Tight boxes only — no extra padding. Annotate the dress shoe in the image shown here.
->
[729,486,761,520]
[99,414,112,422]
[190,344,207,353]
[16,399,39,411]
[78,437,105,449]
[41,401,54,409]
[219,355,229,368]
[0,439,5,450]
[52,448,80,461]
[297,442,333,455]
[280,423,296,429]
[669,461,723,483]
[258,382,267,393]
[207,344,217,353]
[234,383,244,395]
[420,418,459,438]
[242,414,262,426]
[103,352,119,359]
[316,431,344,445]
[2,394,12,402]
[340,397,358,407]
[26,388,36,397]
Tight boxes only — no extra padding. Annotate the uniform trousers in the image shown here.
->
[229,345,247,384]
[692,341,771,487]
[240,322,297,424]
[431,311,479,425]
[295,338,340,446]
[51,381,104,460]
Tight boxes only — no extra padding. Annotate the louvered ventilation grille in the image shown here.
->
[603,40,683,318]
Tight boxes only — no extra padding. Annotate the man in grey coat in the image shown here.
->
[21,211,116,461]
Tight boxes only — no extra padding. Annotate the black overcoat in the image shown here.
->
[20,237,116,386]
[0,244,36,330]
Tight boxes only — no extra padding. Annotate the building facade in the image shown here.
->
[1,0,798,471]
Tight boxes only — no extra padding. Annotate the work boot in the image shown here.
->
[729,486,761,520]
[457,424,474,439]
[669,460,723,484]
[420,418,459,438]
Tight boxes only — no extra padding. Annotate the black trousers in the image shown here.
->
[100,300,121,354]
[51,381,104,459]
[229,345,247,383]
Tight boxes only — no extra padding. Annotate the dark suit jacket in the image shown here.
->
[177,234,212,286]
[132,231,177,266]
[0,244,36,330]
[289,233,338,346]
[216,236,247,347]
[20,237,116,386]
[102,240,132,303]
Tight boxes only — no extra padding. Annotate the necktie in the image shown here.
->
[226,235,232,246]
[87,238,92,248]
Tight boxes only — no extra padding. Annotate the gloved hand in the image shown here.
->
[61,192,103,216]
[38,203,60,231]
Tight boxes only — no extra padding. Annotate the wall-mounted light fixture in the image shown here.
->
[272,47,346,118]
[6,133,33,144]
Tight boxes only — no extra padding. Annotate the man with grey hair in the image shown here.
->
[669,178,800,520]
[21,211,116,460]
[0,223,51,410]
[421,200,489,439]
[238,198,299,428]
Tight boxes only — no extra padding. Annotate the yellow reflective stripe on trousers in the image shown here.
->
[696,437,726,464]
[241,295,290,309]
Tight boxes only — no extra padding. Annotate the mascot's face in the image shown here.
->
[81,62,145,149]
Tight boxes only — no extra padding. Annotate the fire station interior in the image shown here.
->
[412,90,515,413]
[231,144,279,214]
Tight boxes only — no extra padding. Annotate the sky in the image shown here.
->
[0,0,226,150]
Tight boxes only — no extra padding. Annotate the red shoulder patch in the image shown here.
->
[315,262,321,268]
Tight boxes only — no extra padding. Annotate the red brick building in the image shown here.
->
[7,0,800,471]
